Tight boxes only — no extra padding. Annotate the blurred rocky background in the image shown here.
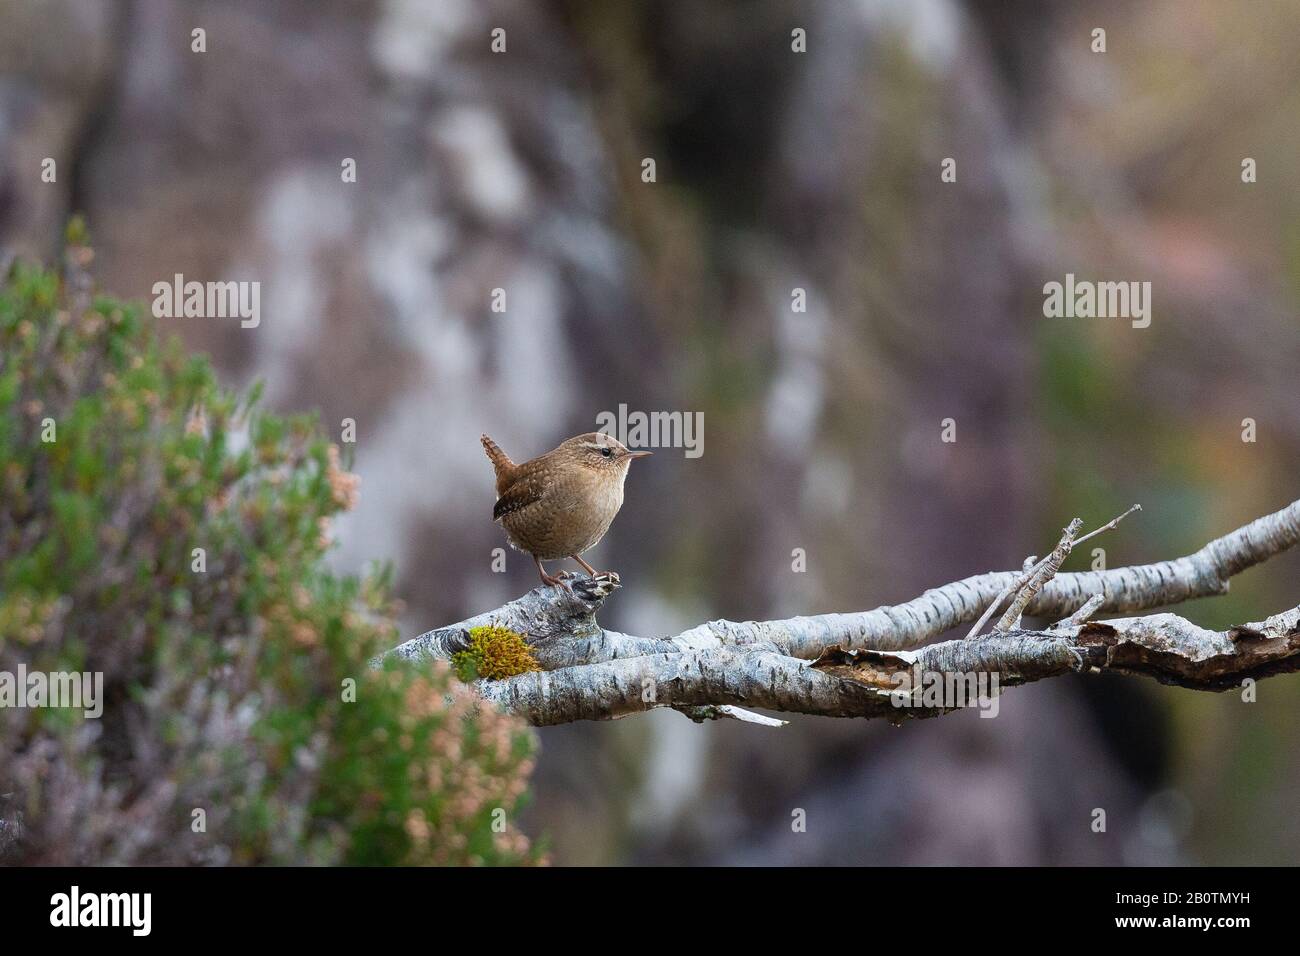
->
[2,0,1297,864]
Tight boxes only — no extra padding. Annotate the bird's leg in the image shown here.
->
[571,554,618,584]
[534,554,572,591]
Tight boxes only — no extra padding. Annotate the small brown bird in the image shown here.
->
[481,432,651,588]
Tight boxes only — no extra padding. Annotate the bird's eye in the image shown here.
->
[601,447,613,458]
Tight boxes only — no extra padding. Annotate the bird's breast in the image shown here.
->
[563,475,624,554]
[499,470,626,559]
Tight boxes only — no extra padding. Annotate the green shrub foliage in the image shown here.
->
[0,236,537,864]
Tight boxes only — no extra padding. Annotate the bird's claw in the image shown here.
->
[538,569,620,598]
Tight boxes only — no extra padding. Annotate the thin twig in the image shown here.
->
[1052,593,1106,629]
[995,518,1083,631]
[964,553,1046,640]
[1072,503,1142,548]
[983,505,1142,636]
[964,578,1022,640]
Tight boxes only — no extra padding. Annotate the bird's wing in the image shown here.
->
[493,467,548,522]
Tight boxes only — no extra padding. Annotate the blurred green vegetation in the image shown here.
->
[0,232,538,864]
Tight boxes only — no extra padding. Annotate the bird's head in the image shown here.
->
[562,432,652,475]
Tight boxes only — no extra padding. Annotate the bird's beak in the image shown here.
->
[627,450,653,459]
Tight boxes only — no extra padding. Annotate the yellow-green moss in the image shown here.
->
[452,625,540,681]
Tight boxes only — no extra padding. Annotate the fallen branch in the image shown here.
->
[384,497,1300,725]
[474,604,1300,725]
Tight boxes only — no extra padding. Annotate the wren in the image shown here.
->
[480,432,651,588]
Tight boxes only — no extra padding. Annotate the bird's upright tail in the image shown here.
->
[480,433,516,493]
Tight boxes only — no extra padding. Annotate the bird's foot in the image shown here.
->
[539,571,575,592]
[569,570,621,602]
